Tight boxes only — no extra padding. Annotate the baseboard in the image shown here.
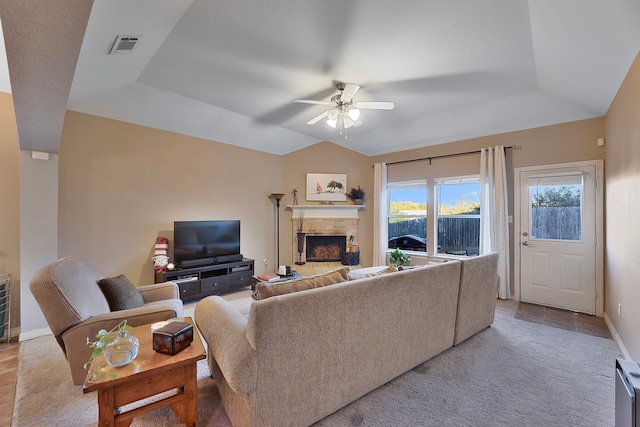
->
[604,312,631,360]
[19,326,52,342]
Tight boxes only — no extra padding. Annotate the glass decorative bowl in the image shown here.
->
[103,331,139,367]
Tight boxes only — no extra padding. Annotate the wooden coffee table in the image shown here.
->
[83,317,205,427]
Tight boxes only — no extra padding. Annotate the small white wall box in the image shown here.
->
[31,151,49,160]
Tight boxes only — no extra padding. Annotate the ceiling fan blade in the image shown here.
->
[340,83,360,103]
[307,111,328,125]
[294,99,331,105]
[355,101,395,110]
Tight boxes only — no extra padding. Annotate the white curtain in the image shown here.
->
[373,162,388,266]
[480,146,510,299]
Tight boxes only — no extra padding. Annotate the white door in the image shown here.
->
[518,162,600,314]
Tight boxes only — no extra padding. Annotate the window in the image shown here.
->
[435,176,481,256]
[387,180,427,252]
[529,174,583,241]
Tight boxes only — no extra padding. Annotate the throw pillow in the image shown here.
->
[97,274,145,311]
[254,267,350,300]
[348,265,399,280]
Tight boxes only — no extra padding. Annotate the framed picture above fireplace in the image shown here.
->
[306,173,347,202]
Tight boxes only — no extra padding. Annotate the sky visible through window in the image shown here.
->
[390,184,480,206]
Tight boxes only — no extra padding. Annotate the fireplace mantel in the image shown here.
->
[287,205,363,219]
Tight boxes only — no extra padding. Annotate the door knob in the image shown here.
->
[522,241,529,246]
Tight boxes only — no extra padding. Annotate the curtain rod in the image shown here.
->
[384,145,519,166]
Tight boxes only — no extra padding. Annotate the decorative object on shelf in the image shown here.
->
[270,193,285,269]
[389,248,411,267]
[341,249,360,266]
[152,236,170,272]
[346,186,366,205]
[296,232,306,265]
[85,320,138,381]
[295,212,305,265]
[292,188,298,205]
[306,173,347,202]
[277,265,293,276]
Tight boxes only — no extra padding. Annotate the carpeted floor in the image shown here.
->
[13,305,622,427]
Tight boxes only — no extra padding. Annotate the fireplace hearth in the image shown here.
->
[289,206,361,266]
[306,235,347,262]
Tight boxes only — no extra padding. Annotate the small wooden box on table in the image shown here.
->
[83,317,205,427]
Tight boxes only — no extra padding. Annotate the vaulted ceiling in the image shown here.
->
[2,0,639,156]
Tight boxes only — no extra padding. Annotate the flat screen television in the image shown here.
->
[173,220,240,266]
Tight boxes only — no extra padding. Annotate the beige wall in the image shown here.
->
[11,52,639,362]
[371,117,606,295]
[19,150,59,334]
[0,93,20,338]
[282,142,373,267]
[58,112,284,284]
[37,111,607,331]
[604,52,640,360]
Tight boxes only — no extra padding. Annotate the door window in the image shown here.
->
[528,174,583,241]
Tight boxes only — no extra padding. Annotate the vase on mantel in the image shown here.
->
[103,330,139,367]
[295,232,306,265]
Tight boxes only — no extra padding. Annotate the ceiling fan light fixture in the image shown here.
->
[344,116,354,128]
[297,82,393,137]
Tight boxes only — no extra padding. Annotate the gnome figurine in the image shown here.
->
[152,237,170,272]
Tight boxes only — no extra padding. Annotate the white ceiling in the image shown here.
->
[2,0,640,155]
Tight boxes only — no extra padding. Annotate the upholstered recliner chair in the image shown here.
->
[29,256,183,385]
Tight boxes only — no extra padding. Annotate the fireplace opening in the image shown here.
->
[306,235,347,262]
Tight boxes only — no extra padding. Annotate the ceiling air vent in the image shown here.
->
[109,35,141,54]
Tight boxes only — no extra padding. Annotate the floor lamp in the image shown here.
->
[270,193,285,270]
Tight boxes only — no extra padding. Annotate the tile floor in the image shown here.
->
[0,298,613,424]
[496,299,613,339]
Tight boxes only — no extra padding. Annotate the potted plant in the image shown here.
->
[85,320,138,381]
[346,186,366,205]
[389,248,410,267]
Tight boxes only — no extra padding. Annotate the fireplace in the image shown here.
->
[289,205,362,267]
[306,235,347,262]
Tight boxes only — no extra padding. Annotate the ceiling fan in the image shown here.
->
[294,83,394,137]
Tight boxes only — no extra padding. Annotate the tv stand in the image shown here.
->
[155,258,254,301]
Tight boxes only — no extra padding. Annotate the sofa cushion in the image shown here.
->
[97,274,145,311]
[254,267,350,300]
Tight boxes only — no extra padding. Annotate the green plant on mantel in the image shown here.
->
[346,186,366,204]
[389,248,411,266]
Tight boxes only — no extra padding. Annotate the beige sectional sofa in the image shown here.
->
[194,253,498,427]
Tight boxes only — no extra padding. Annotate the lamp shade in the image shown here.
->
[344,116,354,128]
